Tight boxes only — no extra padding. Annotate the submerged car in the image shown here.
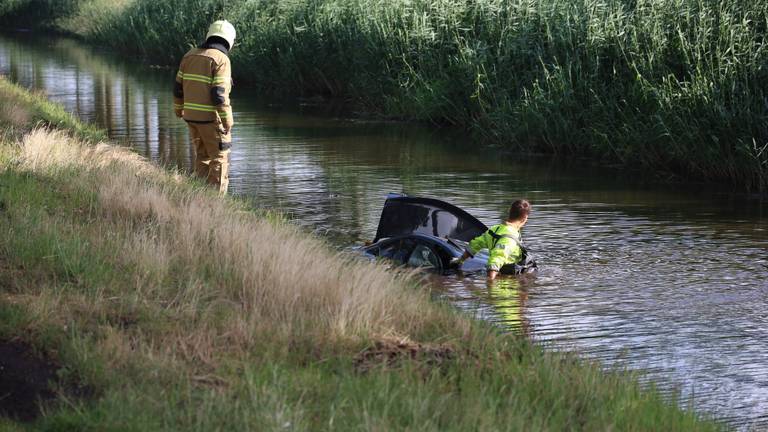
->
[362,194,537,275]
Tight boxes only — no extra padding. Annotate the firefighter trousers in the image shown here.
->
[187,122,231,194]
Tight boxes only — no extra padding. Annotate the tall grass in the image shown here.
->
[0,0,79,27]
[9,127,449,345]
[3,0,767,191]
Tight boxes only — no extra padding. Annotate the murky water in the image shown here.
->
[2,34,767,429]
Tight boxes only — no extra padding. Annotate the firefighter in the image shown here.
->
[174,20,236,194]
[455,199,532,280]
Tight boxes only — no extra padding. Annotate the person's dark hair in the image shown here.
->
[508,199,531,221]
[205,35,230,51]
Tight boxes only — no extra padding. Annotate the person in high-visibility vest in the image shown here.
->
[455,199,532,280]
[173,20,236,194]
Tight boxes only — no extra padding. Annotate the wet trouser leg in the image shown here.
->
[188,122,231,194]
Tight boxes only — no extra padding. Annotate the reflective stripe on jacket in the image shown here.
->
[173,45,232,123]
[467,224,523,271]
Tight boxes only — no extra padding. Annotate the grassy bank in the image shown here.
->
[3,0,768,192]
[0,76,722,430]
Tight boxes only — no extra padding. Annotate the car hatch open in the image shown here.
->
[373,193,488,242]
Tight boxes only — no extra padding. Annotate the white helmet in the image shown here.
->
[207,20,236,49]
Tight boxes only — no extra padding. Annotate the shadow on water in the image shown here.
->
[1,33,768,429]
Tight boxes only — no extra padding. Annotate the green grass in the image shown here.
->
[0,78,105,142]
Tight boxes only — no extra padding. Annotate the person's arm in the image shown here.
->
[451,235,483,268]
[211,57,233,133]
[466,234,486,258]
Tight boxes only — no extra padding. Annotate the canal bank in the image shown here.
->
[0,77,722,429]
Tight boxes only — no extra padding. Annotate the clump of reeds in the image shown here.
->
[3,0,767,191]
[0,0,76,27]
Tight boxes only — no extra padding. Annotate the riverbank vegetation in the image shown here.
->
[0,77,722,429]
[3,0,767,192]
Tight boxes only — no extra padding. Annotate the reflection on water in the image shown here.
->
[2,34,768,429]
[443,274,534,337]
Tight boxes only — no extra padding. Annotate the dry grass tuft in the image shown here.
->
[12,128,452,355]
[0,98,31,128]
[19,129,170,181]
[353,336,456,374]
[18,129,80,171]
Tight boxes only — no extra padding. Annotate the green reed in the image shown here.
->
[0,0,79,26]
[3,0,767,191]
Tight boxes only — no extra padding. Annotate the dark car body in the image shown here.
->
[361,232,489,273]
[361,194,536,275]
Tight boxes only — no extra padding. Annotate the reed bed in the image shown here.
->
[3,0,767,191]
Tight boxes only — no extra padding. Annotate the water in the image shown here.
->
[2,34,767,429]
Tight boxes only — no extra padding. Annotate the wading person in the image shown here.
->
[173,20,236,194]
[455,200,532,280]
